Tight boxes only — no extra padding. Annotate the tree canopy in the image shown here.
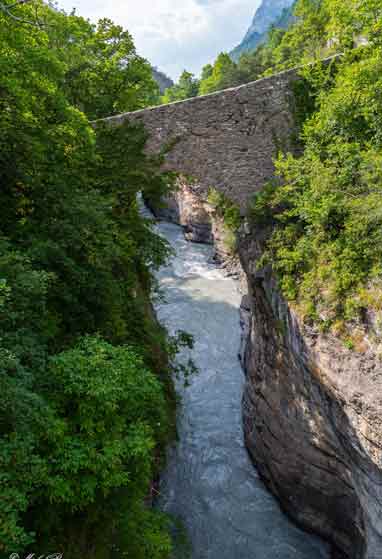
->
[249,0,382,341]
[161,70,199,103]
[0,1,175,556]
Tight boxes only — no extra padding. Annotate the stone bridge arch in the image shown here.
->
[101,67,300,212]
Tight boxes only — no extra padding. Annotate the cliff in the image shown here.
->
[101,60,382,559]
[238,225,382,559]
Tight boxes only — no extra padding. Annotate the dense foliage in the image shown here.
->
[0,1,177,556]
[161,70,199,104]
[250,0,382,337]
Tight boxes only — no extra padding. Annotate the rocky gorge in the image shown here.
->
[148,181,382,559]
[102,58,382,558]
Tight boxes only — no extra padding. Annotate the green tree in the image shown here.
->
[200,63,213,81]
[0,1,175,557]
[47,11,159,118]
[162,70,199,103]
[199,52,238,95]
[250,1,382,334]
[0,335,172,556]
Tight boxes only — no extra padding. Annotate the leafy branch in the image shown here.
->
[0,0,45,26]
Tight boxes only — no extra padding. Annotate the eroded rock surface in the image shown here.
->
[239,228,382,559]
[146,177,212,243]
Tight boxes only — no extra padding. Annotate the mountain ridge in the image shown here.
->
[231,0,295,61]
[152,67,174,94]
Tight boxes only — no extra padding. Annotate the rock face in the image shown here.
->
[231,0,295,61]
[152,67,174,94]
[243,0,295,38]
[146,177,213,244]
[175,179,213,244]
[148,179,245,280]
[238,227,382,559]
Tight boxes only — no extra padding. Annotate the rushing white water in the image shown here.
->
[154,220,330,559]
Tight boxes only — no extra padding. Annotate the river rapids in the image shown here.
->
[153,219,330,559]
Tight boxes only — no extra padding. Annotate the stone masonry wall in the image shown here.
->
[101,68,299,212]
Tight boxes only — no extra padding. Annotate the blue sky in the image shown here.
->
[58,0,260,81]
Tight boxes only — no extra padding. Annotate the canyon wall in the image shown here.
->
[239,227,382,559]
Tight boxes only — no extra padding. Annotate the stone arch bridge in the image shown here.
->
[101,67,300,212]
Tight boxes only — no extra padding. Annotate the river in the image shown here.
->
[154,219,330,559]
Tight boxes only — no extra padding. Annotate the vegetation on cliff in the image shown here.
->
[161,70,199,104]
[250,0,382,335]
[207,189,241,253]
[0,1,177,556]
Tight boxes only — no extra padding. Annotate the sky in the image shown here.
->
[58,0,260,81]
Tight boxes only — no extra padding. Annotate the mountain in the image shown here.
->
[152,67,174,94]
[231,0,295,61]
